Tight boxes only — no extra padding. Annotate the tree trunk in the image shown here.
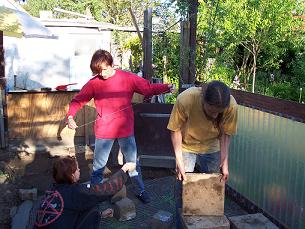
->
[163,55,168,83]
[252,52,257,93]
[188,0,198,84]
[128,8,143,49]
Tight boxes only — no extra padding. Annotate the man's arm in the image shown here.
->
[220,134,231,182]
[171,130,187,181]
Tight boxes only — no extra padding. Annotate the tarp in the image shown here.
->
[0,0,56,38]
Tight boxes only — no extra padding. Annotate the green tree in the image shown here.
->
[24,0,160,25]
[197,0,303,93]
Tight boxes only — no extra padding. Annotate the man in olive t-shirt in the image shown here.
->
[167,81,238,182]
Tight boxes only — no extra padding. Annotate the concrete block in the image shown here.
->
[150,210,173,229]
[19,188,37,201]
[181,214,230,229]
[229,213,279,229]
[114,197,136,221]
[111,185,127,203]
[140,155,176,168]
[11,200,33,229]
[183,173,224,216]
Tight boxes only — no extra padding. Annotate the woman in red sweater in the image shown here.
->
[67,50,173,203]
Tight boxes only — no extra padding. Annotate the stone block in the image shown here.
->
[151,210,173,229]
[114,197,136,221]
[111,185,127,203]
[0,174,8,184]
[19,188,37,201]
[229,213,279,229]
[183,173,224,216]
[180,214,230,229]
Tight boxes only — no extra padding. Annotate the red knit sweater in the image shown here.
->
[67,70,169,138]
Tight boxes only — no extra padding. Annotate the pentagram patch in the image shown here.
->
[35,190,64,227]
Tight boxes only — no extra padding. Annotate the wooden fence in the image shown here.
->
[7,91,96,145]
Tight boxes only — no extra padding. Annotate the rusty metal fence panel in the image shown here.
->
[229,105,305,228]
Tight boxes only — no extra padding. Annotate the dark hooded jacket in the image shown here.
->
[34,169,128,229]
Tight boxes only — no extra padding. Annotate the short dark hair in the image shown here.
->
[53,156,77,184]
[90,49,113,75]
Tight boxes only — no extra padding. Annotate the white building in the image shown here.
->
[4,7,138,91]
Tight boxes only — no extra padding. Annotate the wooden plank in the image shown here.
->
[0,89,6,148]
[0,30,7,148]
[0,31,4,87]
[231,89,305,123]
[7,92,96,139]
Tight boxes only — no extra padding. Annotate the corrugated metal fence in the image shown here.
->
[229,105,305,228]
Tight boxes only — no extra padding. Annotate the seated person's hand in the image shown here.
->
[121,162,136,173]
[101,208,113,218]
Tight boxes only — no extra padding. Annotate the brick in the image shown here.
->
[113,197,136,221]
[151,210,173,229]
[180,214,230,229]
[19,188,37,201]
[183,173,224,216]
[111,185,127,203]
[229,213,279,229]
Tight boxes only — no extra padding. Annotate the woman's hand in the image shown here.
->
[67,116,78,129]
[121,162,136,173]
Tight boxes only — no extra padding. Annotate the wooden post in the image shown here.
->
[179,0,198,92]
[0,31,8,148]
[179,21,190,92]
[143,8,153,81]
[188,0,198,84]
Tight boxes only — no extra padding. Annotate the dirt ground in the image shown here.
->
[0,145,174,229]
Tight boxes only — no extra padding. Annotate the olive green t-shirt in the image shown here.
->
[167,87,238,154]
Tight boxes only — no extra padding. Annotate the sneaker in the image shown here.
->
[136,191,151,204]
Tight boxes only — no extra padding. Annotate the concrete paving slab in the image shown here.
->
[229,213,279,229]
[181,214,230,229]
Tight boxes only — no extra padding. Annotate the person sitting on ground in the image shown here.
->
[34,156,135,229]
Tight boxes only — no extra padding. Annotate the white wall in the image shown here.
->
[4,29,112,91]
[4,36,72,90]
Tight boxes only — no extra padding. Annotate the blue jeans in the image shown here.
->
[175,151,221,229]
[91,136,145,195]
